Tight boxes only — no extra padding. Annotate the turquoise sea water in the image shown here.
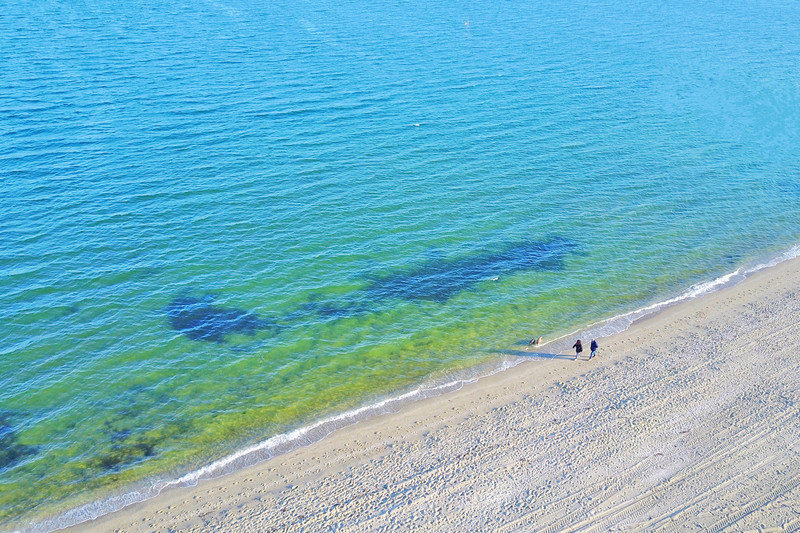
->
[2,0,800,528]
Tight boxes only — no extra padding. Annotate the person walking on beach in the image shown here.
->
[573,339,583,360]
[590,339,598,359]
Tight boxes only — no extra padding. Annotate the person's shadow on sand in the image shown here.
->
[492,348,574,360]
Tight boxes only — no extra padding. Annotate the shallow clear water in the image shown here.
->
[2,0,800,527]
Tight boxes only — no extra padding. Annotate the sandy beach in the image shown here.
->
[68,257,800,532]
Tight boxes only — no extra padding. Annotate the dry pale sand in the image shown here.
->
[71,257,800,533]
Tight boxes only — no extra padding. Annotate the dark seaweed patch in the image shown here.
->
[295,296,369,320]
[302,302,359,319]
[0,411,36,471]
[166,238,577,333]
[110,428,132,442]
[91,415,189,473]
[91,437,157,472]
[366,238,576,302]
[166,296,278,343]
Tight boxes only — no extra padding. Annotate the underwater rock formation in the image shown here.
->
[0,411,35,471]
[166,238,577,339]
[166,296,276,343]
[366,238,576,302]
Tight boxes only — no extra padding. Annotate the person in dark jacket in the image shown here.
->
[590,339,598,359]
[573,339,582,360]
